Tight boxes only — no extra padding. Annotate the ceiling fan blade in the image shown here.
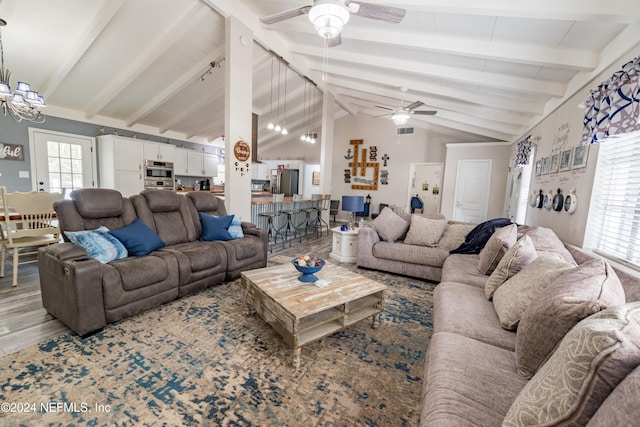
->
[412,110,437,116]
[348,2,406,23]
[405,100,424,111]
[374,105,393,111]
[328,33,342,47]
[260,6,309,25]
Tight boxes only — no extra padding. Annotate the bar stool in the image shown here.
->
[278,194,305,246]
[258,193,285,252]
[308,194,331,238]
[300,194,321,239]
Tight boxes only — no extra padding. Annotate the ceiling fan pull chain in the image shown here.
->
[322,37,329,81]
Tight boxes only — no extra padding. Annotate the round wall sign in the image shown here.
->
[564,188,578,214]
[544,191,553,210]
[536,189,544,209]
[552,188,564,211]
[233,140,250,162]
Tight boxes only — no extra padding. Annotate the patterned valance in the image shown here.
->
[581,56,640,145]
[514,135,532,167]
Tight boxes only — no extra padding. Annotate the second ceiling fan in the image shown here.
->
[260,0,406,47]
[376,88,437,126]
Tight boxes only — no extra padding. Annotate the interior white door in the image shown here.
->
[452,159,492,222]
[29,129,97,194]
[411,163,443,214]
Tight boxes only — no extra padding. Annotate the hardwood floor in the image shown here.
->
[0,228,336,356]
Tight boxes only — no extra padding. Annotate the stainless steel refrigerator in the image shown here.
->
[276,169,299,196]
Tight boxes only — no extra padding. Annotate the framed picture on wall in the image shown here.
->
[550,153,560,173]
[541,156,550,175]
[535,159,542,176]
[559,148,572,171]
[572,145,589,169]
[312,171,320,185]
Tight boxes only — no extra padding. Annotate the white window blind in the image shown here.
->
[586,131,640,270]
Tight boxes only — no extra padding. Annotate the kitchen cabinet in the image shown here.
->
[203,153,218,177]
[173,148,218,177]
[251,163,269,180]
[174,148,189,175]
[98,135,144,197]
[143,141,175,162]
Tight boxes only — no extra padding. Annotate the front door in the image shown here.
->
[29,129,97,194]
[452,159,492,222]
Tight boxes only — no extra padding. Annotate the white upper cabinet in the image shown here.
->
[143,141,175,162]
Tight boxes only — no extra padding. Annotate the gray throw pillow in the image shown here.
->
[515,259,626,378]
[368,207,410,242]
[403,215,447,247]
[504,302,640,427]
[524,226,576,264]
[492,254,575,330]
[477,223,517,275]
[437,223,475,251]
[484,235,537,300]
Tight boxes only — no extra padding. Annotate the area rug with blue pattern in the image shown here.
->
[1,257,434,426]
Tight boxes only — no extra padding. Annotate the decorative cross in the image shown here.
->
[382,154,390,166]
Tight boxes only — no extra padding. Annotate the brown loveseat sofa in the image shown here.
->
[38,189,267,337]
[421,225,640,426]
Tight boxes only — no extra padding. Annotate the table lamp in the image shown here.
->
[341,195,364,230]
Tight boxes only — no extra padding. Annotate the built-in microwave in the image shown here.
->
[144,160,174,180]
[144,160,174,190]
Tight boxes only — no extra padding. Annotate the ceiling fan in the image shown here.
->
[375,88,437,126]
[260,0,405,46]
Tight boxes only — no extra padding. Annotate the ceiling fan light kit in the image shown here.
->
[391,110,410,126]
[308,0,350,39]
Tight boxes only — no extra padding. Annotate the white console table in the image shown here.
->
[330,226,359,263]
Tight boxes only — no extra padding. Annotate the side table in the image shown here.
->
[330,226,359,263]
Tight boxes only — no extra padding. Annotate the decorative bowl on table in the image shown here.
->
[292,256,326,282]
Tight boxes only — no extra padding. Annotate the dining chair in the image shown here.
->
[1,187,63,287]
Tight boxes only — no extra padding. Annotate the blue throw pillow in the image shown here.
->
[228,215,244,239]
[199,213,233,241]
[109,219,165,256]
[65,226,128,264]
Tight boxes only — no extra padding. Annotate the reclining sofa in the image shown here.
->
[38,189,268,337]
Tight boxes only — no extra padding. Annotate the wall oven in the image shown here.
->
[144,160,174,190]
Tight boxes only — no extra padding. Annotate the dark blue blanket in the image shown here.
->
[450,218,513,254]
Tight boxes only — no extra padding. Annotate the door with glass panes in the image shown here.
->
[29,129,96,195]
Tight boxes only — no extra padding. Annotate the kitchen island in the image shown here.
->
[251,196,319,238]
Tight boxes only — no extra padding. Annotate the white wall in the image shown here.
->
[303,163,321,197]
[441,143,511,220]
[509,45,640,247]
[330,116,433,221]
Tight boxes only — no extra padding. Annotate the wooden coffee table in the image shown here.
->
[241,262,387,368]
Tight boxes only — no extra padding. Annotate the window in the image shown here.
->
[47,140,84,194]
[516,147,534,225]
[585,131,640,270]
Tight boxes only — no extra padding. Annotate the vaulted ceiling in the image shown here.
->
[1,0,639,150]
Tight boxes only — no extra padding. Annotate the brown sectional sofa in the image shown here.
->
[421,226,640,426]
[38,188,267,337]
